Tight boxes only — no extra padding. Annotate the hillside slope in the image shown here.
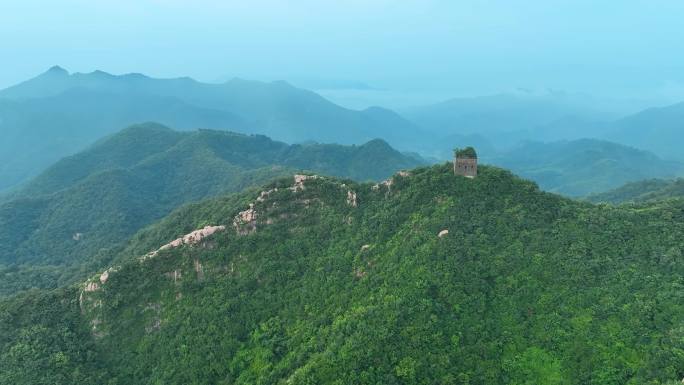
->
[0,124,422,295]
[0,67,424,191]
[488,139,683,196]
[0,87,244,192]
[587,178,684,204]
[2,164,683,384]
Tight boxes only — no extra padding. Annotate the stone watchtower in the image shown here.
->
[454,147,477,178]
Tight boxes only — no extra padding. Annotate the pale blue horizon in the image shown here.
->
[2,0,684,107]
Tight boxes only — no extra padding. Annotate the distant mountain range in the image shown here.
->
[4,69,684,385]
[0,66,425,191]
[486,139,683,196]
[401,93,684,162]
[400,93,613,145]
[0,123,423,295]
[3,66,684,196]
[605,102,684,161]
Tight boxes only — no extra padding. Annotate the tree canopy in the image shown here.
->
[454,147,477,159]
[2,163,684,384]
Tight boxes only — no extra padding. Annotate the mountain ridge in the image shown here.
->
[0,67,425,191]
[586,177,684,204]
[0,123,424,296]
[606,101,684,161]
[487,138,683,196]
[2,163,684,384]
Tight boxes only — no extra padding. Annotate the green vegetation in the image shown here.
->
[0,288,107,385]
[454,147,477,159]
[0,123,423,297]
[0,67,425,191]
[587,178,684,204]
[489,139,683,196]
[2,164,683,384]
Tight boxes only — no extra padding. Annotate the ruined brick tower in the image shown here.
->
[454,147,477,178]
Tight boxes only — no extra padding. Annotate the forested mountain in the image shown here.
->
[0,78,242,191]
[0,67,424,191]
[3,66,683,198]
[0,123,423,296]
[587,178,684,204]
[487,139,683,196]
[2,163,684,384]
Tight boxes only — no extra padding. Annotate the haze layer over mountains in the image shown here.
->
[1,64,684,297]
[0,66,424,191]
[1,66,683,197]
[4,1,684,383]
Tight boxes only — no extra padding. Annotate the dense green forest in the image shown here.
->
[2,164,683,384]
[0,123,422,297]
[587,178,684,204]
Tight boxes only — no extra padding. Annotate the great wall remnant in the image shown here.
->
[454,147,477,178]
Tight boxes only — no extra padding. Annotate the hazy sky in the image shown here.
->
[2,0,684,105]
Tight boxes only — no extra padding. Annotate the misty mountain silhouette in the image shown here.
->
[0,67,424,191]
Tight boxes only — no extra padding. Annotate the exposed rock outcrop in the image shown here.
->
[372,170,410,192]
[347,190,357,207]
[291,174,319,192]
[233,174,322,235]
[165,269,182,283]
[99,270,110,284]
[80,223,227,338]
[257,188,278,202]
[146,225,226,258]
[84,281,99,292]
[233,204,258,235]
[194,258,204,280]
